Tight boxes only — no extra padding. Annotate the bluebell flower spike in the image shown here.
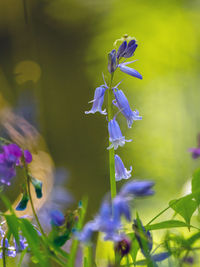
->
[115,154,132,181]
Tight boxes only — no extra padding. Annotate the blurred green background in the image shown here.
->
[0,0,200,223]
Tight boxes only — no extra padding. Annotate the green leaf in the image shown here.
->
[127,233,139,264]
[145,220,190,231]
[192,168,200,204]
[134,213,151,258]
[169,195,198,226]
[19,218,47,266]
[4,214,20,247]
[17,247,28,267]
[187,232,200,246]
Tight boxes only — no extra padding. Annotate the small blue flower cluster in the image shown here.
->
[85,38,143,181]
[78,180,154,243]
[0,225,28,258]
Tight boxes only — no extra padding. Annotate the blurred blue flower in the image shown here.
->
[113,195,131,222]
[120,180,155,197]
[37,168,73,231]
[113,89,142,128]
[0,225,28,258]
[108,49,117,73]
[152,252,170,262]
[119,61,142,79]
[77,221,97,243]
[50,210,65,227]
[85,86,107,115]
[107,118,132,150]
[115,154,132,181]
[189,148,200,159]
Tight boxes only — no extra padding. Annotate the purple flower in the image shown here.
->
[117,40,138,59]
[119,61,142,79]
[85,86,107,115]
[24,150,32,163]
[0,143,32,185]
[77,221,97,243]
[120,180,155,197]
[107,118,132,150]
[0,164,16,185]
[115,154,132,181]
[0,233,28,258]
[189,148,200,159]
[14,235,28,253]
[97,205,122,242]
[50,210,65,227]
[0,239,16,258]
[108,49,117,73]
[115,237,131,257]
[113,89,142,128]
[117,41,127,58]
[113,195,131,222]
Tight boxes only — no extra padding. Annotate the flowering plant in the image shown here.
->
[0,35,200,267]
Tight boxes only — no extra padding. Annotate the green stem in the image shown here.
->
[2,233,7,267]
[22,156,46,237]
[107,74,117,199]
[67,197,88,267]
[146,206,170,226]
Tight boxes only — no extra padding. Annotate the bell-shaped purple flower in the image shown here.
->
[115,154,132,181]
[108,49,117,73]
[85,86,107,115]
[120,180,155,197]
[119,61,142,80]
[113,89,142,128]
[107,118,132,150]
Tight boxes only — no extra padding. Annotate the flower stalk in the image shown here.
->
[22,156,45,238]
[107,74,117,199]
